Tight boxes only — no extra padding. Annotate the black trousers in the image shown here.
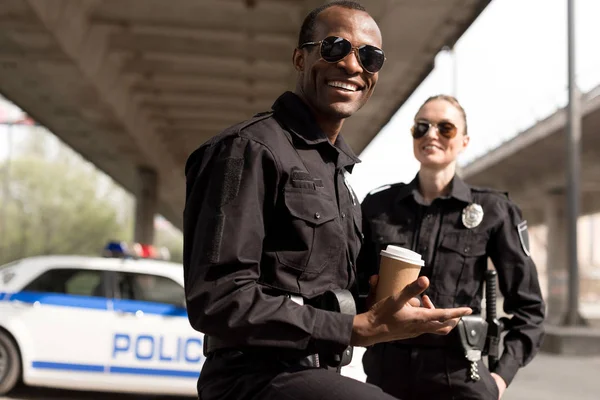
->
[197,349,398,400]
[363,343,499,400]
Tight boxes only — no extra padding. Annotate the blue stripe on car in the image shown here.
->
[9,292,108,310]
[2,291,187,317]
[109,365,199,378]
[32,361,105,372]
[31,361,199,378]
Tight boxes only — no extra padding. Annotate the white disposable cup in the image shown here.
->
[375,245,424,302]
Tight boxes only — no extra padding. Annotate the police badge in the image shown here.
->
[462,203,484,229]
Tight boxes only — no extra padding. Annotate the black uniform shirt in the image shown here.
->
[358,174,545,385]
[183,92,362,355]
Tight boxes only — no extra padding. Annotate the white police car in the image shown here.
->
[0,242,203,397]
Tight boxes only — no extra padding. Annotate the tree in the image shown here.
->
[0,155,131,265]
[0,125,185,267]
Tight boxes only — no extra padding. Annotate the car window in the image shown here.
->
[115,272,185,307]
[23,268,105,297]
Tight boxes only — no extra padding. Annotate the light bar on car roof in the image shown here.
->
[103,241,170,261]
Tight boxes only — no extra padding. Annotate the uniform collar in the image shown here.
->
[396,173,472,204]
[451,175,472,203]
[271,91,361,171]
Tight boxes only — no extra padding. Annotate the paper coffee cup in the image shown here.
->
[375,245,424,302]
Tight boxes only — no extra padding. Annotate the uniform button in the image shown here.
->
[314,212,321,219]
[421,246,428,252]
[341,212,346,218]
[464,246,470,253]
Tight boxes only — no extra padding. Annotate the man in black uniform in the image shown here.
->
[183,3,472,400]
[358,95,545,399]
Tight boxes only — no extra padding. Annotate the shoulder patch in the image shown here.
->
[517,220,531,257]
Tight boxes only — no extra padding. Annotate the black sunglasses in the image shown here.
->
[411,121,458,139]
[299,36,386,74]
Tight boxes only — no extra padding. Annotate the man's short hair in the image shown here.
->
[298,1,367,47]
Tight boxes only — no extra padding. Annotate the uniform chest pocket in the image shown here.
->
[439,232,487,257]
[369,220,409,247]
[276,188,342,274]
[435,232,488,299]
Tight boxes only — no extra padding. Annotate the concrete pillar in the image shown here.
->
[545,190,569,325]
[134,166,158,245]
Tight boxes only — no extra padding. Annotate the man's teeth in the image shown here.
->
[424,145,438,150]
[328,81,358,91]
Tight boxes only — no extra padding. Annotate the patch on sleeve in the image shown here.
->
[208,157,244,208]
[220,157,244,206]
[205,157,242,263]
[207,212,225,264]
[517,220,531,257]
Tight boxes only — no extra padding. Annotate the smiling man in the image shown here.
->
[183,2,472,399]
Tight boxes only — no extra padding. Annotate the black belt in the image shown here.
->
[209,347,321,369]
[203,335,235,355]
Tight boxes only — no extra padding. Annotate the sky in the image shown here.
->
[347,0,600,201]
[2,0,600,204]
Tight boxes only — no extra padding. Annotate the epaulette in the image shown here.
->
[236,111,274,131]
[470,185,509,199]
[367,182,406,196]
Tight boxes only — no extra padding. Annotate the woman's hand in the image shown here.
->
[491,372,507,399]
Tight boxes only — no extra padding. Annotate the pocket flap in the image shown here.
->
[284,189,337,226]
[440,232,487,256]
[370,220,408,245]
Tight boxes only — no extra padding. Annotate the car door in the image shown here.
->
[11,267,113,391]
[107,271,204,397]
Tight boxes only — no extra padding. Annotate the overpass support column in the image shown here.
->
[545,190,569,325]
[134,167,158,245]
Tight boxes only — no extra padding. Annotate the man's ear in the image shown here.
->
[293,48,304,71]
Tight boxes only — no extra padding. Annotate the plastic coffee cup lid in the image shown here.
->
[380,245,424,266]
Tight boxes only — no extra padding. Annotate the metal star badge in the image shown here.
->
[462,203,484,229]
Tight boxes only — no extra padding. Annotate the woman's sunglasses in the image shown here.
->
[411,121,458,139]
[299,36,386,74]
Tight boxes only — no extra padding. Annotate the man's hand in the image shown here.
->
[491,373,506,399]
[351,276,472,347]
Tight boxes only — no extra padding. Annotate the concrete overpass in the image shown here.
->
[0,0,490,241]
[462,84,600,225]
[462,83,600,330]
